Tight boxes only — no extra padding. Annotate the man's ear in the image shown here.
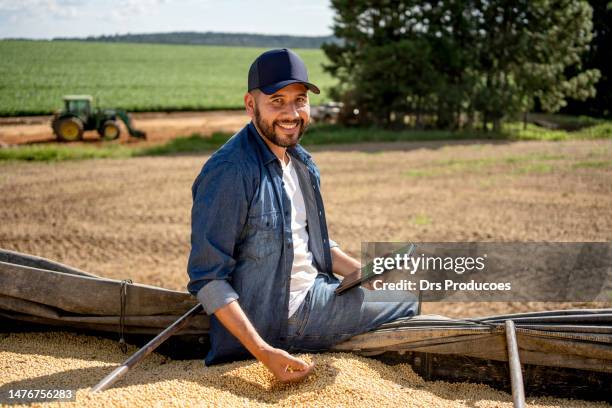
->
[244,91,256,119]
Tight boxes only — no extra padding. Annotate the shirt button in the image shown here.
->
[287,242,292,249]
[318,210,322,217]
[284,210,289,216]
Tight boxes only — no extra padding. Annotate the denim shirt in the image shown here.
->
[187,121,339,365]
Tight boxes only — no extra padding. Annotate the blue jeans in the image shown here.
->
[286,273,418,352]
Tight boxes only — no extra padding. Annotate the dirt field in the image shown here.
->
[1,135,611,406]
[1,137,609,314]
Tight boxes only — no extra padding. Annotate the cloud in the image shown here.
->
[0,0,83,19]
[106,0,167,21]
[119,0,166,14]
[0,0,169,24]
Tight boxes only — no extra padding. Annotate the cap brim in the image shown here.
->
[259,79,320,95]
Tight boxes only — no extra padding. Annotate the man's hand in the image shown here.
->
[330,247,387,290]
[357,271,381,291]
[340,267,381,291]
[256,346,315,383]
[214,300,314,384]
[362,276,378,290]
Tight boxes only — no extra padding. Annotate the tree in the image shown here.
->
[323,0,601,129]
[562,0,611,118]
[323,1,433,126]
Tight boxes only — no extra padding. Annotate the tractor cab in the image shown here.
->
[63,95,93,121]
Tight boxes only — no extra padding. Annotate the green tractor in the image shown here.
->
[51,95,147,142]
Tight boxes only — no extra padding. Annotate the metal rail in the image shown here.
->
[90,303,204,393]
[505,320,525,408]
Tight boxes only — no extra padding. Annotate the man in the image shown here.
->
[187,49,417,383]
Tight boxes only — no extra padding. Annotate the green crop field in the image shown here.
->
[0,41,335,116]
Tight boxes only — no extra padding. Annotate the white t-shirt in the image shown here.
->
[280,155,318,318]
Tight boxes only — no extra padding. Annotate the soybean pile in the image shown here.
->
[0,41,333,116]
[1,138,611,406]
[2,332,609,408]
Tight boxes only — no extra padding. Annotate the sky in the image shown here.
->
[0,0,335,39]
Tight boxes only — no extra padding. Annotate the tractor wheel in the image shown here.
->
[53,117,84,142]
[98,120,121,141]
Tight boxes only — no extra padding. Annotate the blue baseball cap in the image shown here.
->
[248,48,320,95]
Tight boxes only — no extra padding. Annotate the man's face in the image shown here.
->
[247,83,311,148]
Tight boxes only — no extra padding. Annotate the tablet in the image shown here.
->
[334,243,416,295]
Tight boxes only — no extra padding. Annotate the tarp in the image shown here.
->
[0,249,208,334]
[1,248,611,373]
[332,312,612,373]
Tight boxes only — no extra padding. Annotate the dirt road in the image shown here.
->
[0,110,250,145]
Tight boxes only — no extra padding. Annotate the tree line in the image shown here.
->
[323,0,607,130]
[54,31,338,50]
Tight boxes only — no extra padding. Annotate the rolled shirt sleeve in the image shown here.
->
[197,280,239,315]
[187,160,249,315]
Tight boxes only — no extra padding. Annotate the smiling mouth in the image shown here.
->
[276,122,299,130]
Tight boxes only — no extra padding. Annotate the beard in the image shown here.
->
[253,103,309,148]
